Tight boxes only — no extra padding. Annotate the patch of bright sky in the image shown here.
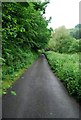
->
[43,0,80,29]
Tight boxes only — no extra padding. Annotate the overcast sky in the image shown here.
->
[44,0,80,29]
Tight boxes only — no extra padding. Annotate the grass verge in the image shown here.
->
[1,50,38,95]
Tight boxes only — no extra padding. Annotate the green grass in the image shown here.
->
[1,50,38,95]
[45,51,80,101]
[2,67,27,95]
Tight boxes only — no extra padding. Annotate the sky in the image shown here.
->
[44,0,80,29]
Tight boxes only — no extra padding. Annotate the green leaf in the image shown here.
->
[11,91,17,96]
[3,91,6,95]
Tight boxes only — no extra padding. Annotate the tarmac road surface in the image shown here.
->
[2,55,79,118]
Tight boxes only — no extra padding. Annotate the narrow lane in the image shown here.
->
[2,55,79,118]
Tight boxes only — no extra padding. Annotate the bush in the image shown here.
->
[2,48,38,95]
[45,51,80,101]
[2,47,37,81]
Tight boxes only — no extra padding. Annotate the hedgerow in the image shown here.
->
[45,51,80,101]
[2,48,38,94]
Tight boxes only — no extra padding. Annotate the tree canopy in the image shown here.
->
[69,24,81,39]
[2,2,51,77]
[2,2,51,53]
[48,26,79,53]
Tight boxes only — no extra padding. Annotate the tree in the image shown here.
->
[48,26,79,53]
[2,2,51,66]
[69,24,81,39]
[2,2,51,51]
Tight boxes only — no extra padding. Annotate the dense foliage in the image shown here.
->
[2,49,38,94]
[2,2,80,102]
[47,26,79,53]
[45,51,80,101]
[2,2,51,52]
[45,25,80,102]
[69,24,81,39]
[2,2,51,94]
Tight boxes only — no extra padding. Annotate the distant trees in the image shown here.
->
[48,26,79,53]
[69,24,81,39]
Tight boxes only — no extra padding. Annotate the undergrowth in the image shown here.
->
[1,48,38,95]
[45,51,80,101]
